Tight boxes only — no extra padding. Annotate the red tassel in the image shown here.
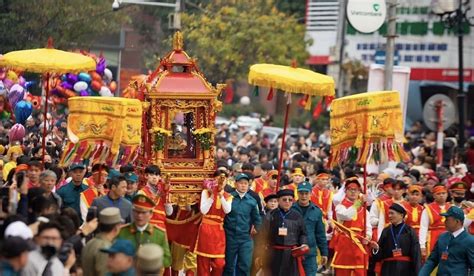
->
[298,95,309,108]
[267,87,274,101]
[325,96,335,108]
[224,84,234,104]
[312,99,323,119]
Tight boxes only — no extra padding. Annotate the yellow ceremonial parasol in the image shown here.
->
[248,63,335,185]
[328,90,409,270]
[328,90,409,168]
[0,38,96,162]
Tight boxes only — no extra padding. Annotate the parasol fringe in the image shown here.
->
[267,87,274,101]
[60,140,140,168]
[304,95,312,110]
[328,138,409,168]
[253,86,259,97]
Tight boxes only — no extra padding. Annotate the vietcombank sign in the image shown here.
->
[347,0,387,33]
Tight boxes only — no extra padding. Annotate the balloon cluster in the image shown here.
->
[0,68,36,143]
[52,54,117,101]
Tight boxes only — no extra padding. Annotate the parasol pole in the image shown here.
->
[42,38,54,164]
[41,72,50,164]
[276,60,299,189]
[363,162,368,275]
[276,99,291,190]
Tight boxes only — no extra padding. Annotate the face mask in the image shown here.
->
[453,196,465,203]
[41,245,57,260]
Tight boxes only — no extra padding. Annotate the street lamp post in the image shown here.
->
[431,0,473,151]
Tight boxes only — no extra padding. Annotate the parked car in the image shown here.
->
[237,116,263,131]
[261,126,310,145]
[215,116,230,126]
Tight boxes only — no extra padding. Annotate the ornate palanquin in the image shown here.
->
[138,32,225,207]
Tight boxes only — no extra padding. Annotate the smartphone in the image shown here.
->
[15,171,26,188]
[0,187,9,213]
[58,242,74,264]
[86,206,98,222]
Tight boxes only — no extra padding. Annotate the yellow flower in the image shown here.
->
[150,127,172,136]
[192,128,215,135]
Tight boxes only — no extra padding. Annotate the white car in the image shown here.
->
[236,116,263,131]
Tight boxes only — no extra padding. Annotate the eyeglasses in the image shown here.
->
[133,209,150,215]
[281,198,294,202]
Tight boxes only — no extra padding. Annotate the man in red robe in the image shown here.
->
[402,185,424,235]
[419,184,450,259]
[194,174,232,276]
[331,178,372,276]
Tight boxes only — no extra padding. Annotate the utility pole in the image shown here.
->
[383,0,397,90]
[335,0,347,98]
[456,0,465,150]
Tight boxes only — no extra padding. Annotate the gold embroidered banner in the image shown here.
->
[61,97,142,166]
[329,91,409,167]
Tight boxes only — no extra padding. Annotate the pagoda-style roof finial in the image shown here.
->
[173,31,184,51]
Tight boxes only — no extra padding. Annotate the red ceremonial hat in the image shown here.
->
[316,173,330,180]
[345,178,361,190]
[432,184,447,195]
[408,185,423,194]
[132,194,155,211]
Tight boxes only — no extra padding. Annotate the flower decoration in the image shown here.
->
[192,127,214,150]
[150,127,172,151]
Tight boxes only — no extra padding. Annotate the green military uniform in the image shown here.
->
[118,222,171,267]
[223,174,262,276]
[81,233,112,276]
[57,181,88,216]
[419,206,474,276]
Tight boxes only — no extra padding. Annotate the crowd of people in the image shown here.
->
[1,109,474,275]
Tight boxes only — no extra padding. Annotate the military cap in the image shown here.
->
[124,172,138,183]
[132,194,155,211]
[449,182,467,192]
[99,207,123,225]
[137,244,164,273]
[297,181,312,193]
[441,206,465,222]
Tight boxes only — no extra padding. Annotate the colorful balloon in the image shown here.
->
[56,86,76,98]
[8,123,25,142]
[66,73,78,84]
[109,81,117,92]
[61,81,73,90]
[96,58,106,75]
[78,73,92,83]
[24,81,36,91]
[103,68,113,82]
[8,84,25,108]
[18,76,26,86]
[91,80,102,92]
[3,78,13,90]
[6,71,18,82]
[90,71,102,82]
[26,93,42,110]
[73,81,88,92]
[14,100,32,125]
[79,90,89,97]
[99,86,113,97]
[0,81,5,97]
